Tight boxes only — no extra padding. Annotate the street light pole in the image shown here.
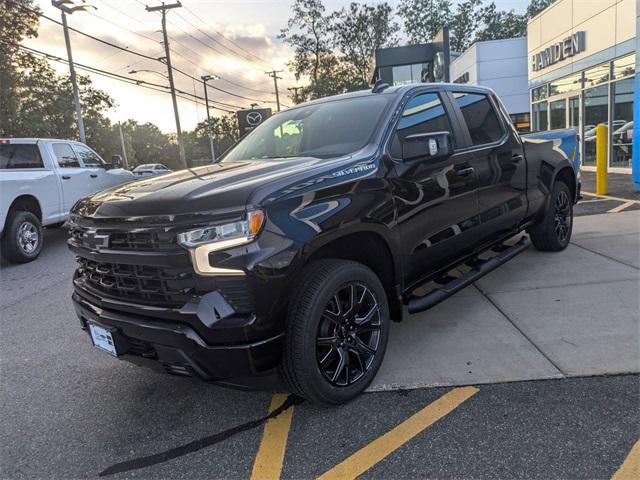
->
[146,2,188,169]
[201,75,219,163]
[52,0,93,144]
[118,123,128,169]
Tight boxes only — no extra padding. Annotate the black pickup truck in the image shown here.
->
[69,83,580,405]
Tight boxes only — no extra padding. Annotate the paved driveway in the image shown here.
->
[1,211,638,479]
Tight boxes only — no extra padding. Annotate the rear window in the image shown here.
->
[0,144,44,169]
[453,92,504,146]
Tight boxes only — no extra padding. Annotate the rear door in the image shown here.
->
[449,91,527,244]
[50,142,92,212]
[0,141,62,225]
[387,90,480,288]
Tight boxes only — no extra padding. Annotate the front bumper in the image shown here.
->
[73,292,283,381]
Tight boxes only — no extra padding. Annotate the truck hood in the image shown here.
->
[74,158,325,218]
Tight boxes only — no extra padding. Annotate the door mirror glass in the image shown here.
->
[111,155,123,169]
[401,131,452,161]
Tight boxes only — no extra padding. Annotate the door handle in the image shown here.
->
[456,167,475,177]
[90,174,98,178]
[512,154,524,163]
[61,175,71,180]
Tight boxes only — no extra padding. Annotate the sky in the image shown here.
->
[25,0,531,133]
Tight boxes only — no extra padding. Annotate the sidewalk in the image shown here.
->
[371,210,640,391]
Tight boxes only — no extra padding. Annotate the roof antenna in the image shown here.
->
[371,79,390,93]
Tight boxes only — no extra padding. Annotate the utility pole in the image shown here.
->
[52,1,94,144]
[265,70,283,111]
[118,123,128,169]
[146,2,188,168]
[287,86,303,105]
[201,75,219,163]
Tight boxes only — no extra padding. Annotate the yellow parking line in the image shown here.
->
[317,386,479,480]
[608,201,636,213]
[251,394,295,480]
[611,439,640,479]
[582,191,640,204]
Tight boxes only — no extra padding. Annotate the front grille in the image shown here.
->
[78,257,198,307]
[71,223,254,313]
[69,227,177,252]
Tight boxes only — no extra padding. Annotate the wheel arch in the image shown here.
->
[302,228,404,322]
[3,195,42,234]
[552,165,577,203]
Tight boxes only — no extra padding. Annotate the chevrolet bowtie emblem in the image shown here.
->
[82,230,110,251]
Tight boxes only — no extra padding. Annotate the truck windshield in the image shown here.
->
[222,95,391,162]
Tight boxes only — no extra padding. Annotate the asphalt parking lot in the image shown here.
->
[1,195,639,479]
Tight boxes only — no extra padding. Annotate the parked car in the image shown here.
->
[68,84,580,405]
[0,139,134,263]
[584,120,628,143]
[132,163,172,177]
[613,121,633,144]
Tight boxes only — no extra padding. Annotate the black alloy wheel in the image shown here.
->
[280,259,390,405]
[528,180,573,252]
[316,282,381,387]
[554,189,572,243]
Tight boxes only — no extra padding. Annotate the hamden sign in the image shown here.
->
[532,32,585,72]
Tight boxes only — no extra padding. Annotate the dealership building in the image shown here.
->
[527,0,636,173]
[371,0,637,178]
[449,37,530,131]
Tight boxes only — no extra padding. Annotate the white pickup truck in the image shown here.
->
[0,138,135,263]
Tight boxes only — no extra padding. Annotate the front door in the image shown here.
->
[50,143,92,212]
[388,91,479,288]
[449,91,528,243]
[72,143,111,191]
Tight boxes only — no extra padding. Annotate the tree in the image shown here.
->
[279,0,333,98]
[526,0,556,19]
[1,0,118,162]
[474,1,527,42]
[397,0,452,45]
[449,0,482,52]
[331,2,399,85]
[1,0,41,135]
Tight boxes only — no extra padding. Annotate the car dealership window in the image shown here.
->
[52,143,80,168]
[453,92,503,145]
[0,144,44,169]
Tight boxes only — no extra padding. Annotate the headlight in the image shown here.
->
[178,209,265,276]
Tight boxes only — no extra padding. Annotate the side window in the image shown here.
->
[73,144,104,168]
[0,144,44,169]
[390,92,454,158]
[52,143,80,168]
[453,92,504,146]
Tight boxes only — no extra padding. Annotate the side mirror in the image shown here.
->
[111,155,123,169]
[401,132,452,161]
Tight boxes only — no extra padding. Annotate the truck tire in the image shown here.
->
[280,259,390,405]
[528,180,573,252]
[1,211,43,263]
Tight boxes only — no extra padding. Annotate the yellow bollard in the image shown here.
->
[596,123,608,195]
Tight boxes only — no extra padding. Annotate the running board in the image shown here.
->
[407,236,531,315]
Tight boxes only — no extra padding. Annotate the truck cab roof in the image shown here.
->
[292,83,499,110]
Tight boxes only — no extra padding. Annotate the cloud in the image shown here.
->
[25,0,298,132]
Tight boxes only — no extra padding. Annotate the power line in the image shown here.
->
[10,2,289,111]
[12,1,274,106]
[178,5,272,69]
[11,42,241,112]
